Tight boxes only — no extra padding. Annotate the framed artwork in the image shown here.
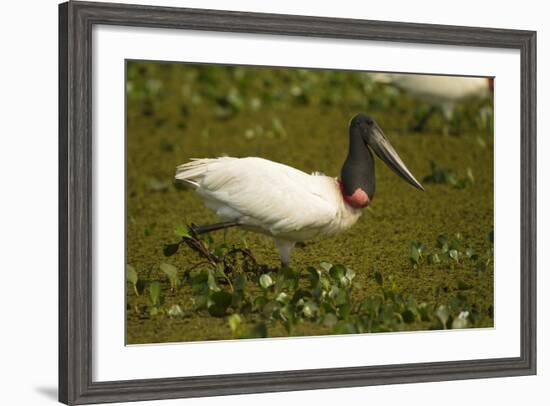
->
[59,1,536,404]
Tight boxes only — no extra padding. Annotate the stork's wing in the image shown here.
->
[176,157,338,235]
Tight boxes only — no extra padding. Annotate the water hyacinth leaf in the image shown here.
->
[207,270,219,292]
[214,264,227,280]
[168,304,184,317]
[449,249,459,263]
[276,292,289,304]
[307,266,320,287]
[149,282,161,307]
[319,262,332,273]
[292,289,312,305]
[163,243,180,257]
[190,270,208,285]
[437,234,448,249]
[174,224,191,238]
[452,311,470,329]
[234,273,247,291]
[428,253,441,265]
[320,275,331,291]
[410,246,421,265]
[160,263,179,291]
[465,248,477,260]
[345,268,356,282]
[321,301,337,315]
[401,309,416,324]
[418,302,430,321]
[409,241,425,266]
[329,286,348,306]
[302,301,319,319]
[328,286,340,301]
[227,313,242,335]
[208,291,233,317]
[126,264,139,296]
[159,263,178,278]
[329,264,347,285]
[259,274,274,290]
[436,305,450,328]
[254,296,268,310]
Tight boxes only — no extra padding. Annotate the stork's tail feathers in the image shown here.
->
[175,158,210,187]
[191,221,240,234]
[175,157,236,187]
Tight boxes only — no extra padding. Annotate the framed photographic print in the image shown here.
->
[59,1,536,404]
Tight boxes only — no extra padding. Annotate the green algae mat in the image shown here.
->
[125,61,494,344]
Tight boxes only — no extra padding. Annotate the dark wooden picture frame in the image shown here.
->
[59,1,536,404]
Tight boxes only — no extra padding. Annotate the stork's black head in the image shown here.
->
[341,113,424,207]
[349,113,377,143]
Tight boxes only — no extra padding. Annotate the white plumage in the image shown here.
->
[371,73,490,121]
[175,157,361,264]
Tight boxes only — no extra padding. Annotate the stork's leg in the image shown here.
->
[191,221,239,234]
[274,238,295,268]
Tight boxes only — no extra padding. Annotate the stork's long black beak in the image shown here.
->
[368,124,425,191]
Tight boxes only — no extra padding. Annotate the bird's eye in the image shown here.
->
[366,119,374,126]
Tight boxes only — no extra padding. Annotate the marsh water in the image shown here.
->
[125,61,494,343]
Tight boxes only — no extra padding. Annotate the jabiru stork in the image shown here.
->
[175,113,424,266]
[371,73,493,133]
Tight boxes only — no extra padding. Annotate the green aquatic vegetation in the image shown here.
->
[167,304,184,318]
[125,61,494,344]
[126,264,139,296]
[148,281,163,317]
[408,231,493,272]
[126,62,492,134]
[409,241,426,267]
[423,161,474,189]
[160,263,179,292]
[129,229,487,338]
